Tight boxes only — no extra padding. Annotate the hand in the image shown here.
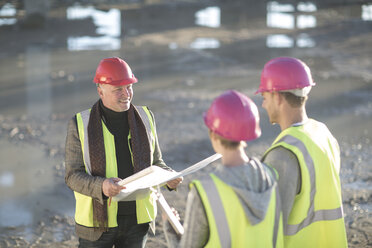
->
[166,177,183,190]
[102,177,126,197]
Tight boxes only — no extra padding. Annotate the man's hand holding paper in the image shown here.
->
[166,177,183,190]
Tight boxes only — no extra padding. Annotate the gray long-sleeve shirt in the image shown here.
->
[263,146,301,226]
[164,158,277,247]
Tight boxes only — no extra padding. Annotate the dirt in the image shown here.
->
[0,1,371,247]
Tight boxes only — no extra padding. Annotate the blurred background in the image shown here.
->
[0,0,371,247]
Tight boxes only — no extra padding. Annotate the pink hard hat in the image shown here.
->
[93,57,138,86]
[204,90,261,142]
[255,57,315,94]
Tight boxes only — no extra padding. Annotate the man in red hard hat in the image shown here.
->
[256,57,347,248]
[65,57,182,247]
[163,90,283,248]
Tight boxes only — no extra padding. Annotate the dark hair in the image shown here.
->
[279,92,307,107]
[210,130,241,149]
[220,137,241,149]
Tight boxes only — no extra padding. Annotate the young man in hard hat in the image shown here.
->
[163,90,283,248]
[65,57,182,247]
[256,57,348,247]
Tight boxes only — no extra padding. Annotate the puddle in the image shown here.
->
[0,171,14,187]
[0,200,33,227]
[0,3,17,26]
[266,34,294,48]
[297,14,316,29]
[266,33,316,48]
[267,1,295,12]
[0,138,73,228]
[296,33,316,47]
[297,2,317,12]
[266,1,317,29]
[67,36,120,51]
[190,38,220,49]
[168,42,178,50]
[362,4,372,21]
[195,6,221,28]
[66,4,121,51]
[266,1,317,48]
[267,12,295,29]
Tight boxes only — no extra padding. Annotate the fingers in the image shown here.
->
[171,207,180,220]
[167,177,183,189]
[162,207,180,222]
[102,177,126,197]
[112,178,122,183]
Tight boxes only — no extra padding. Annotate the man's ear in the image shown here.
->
[209,130,217,141]
[209,131,221,150]
[97,84,103,98]
[208,129,214,139]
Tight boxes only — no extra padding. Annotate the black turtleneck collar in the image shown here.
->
[99,100,127,119]
[99,100,129,136]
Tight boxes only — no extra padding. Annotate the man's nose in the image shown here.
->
[121,88,130,97]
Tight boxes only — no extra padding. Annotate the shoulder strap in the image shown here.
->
[135,106,156,148]
[200,175,231,248]
[79,109,92,175]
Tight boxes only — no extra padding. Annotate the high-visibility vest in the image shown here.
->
[191,173,283,248]
[74,106,157,228]
[263,119,348,248]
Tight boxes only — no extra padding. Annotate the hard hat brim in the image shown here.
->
[93,75,138,86]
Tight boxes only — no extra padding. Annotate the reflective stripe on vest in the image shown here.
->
[275,135,343,236]
[193,173,283,248]
[80,109,92,175]
[75,105,156,227]
[201,176,231,248]
[136,107,156,150]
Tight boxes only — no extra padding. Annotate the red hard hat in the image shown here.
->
[93,57,138,86]
[255,57,315,94]
[204,90,261,142]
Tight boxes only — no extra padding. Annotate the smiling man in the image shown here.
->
[65,57,182,248]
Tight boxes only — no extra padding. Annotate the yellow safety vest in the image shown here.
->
[264,119,348,248]
[74,106,157,228]
[191,173,283,248]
